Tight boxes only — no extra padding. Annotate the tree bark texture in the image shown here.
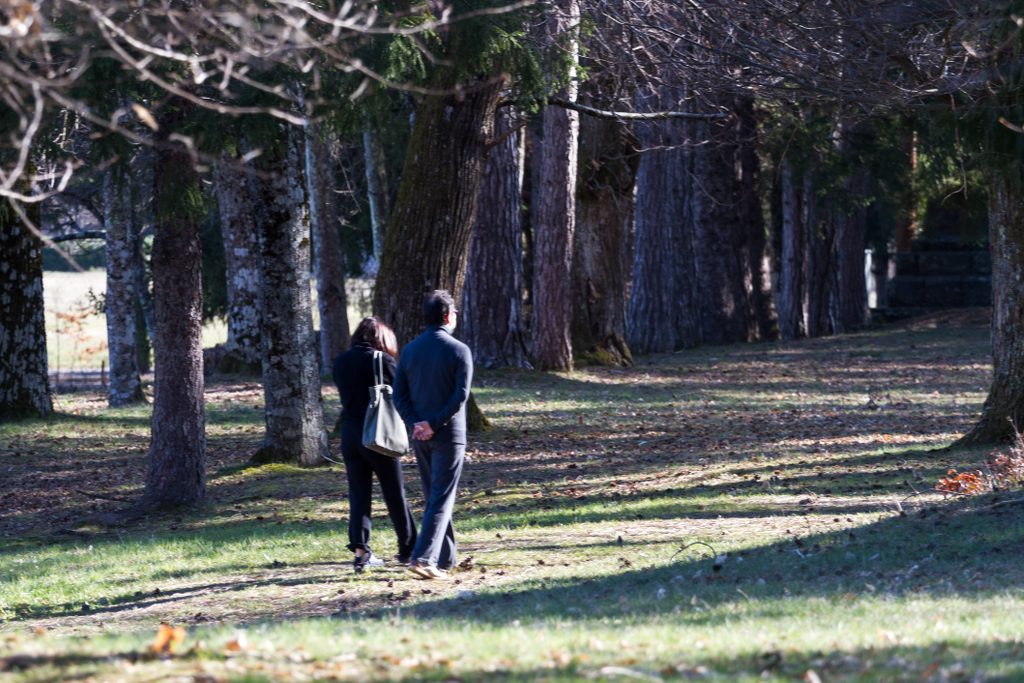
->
[103,168,145,406]
[252,129,329,467]
[736,98,778,338]
[305,124,350,370]
[777,158,809,340]
[462,107,532,369]
[959,175,1024,444]
[835,168,870,331]
[363,125,391,266]
[691,115,762,344]
[213,153,263,373]
[627,87,701,355]
[572,114,636,366]
[531,0,581,371]
[144,127,206,508]
[0,197,53,421]
[373,79,503,347]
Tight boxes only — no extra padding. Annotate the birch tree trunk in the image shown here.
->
[959,174,1024,444]
[572,114,636,366]
[252,129,329,466]
[305,124,350,369]
[373,78,504,346]
[0,195,53,421]
[143,124,205,508]
[103,169,145,406]
[531,0,581,371]
[462,107,531,369]
[213,153,262,373]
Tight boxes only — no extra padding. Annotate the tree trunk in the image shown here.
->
[691,115,761,344]
[213,152,262,373]
[736,98,778,339]
[959,175,1024,444]
[373,78,504,347]
[835,167,870,331]
[143,126,205,508]
[0,196,53,421]
[627,87,701,354]
[531,0,581,371]
[572,114,636,366]
[252,129,329,467]
[305,124,350,370]
[462,107,532,369]
[103,169,145,406]
[805,171,840,338]
[363,125,391,267]
[777,158,808,340]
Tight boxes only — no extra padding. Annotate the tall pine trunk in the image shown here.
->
[835,168,870,332]
[777,158,809,340]
[143,126,205,508]
[0,196,52,421]
[572,115,636,366]
[959,174,1024,444]
[252,129,329,466]
[305,124,350,370]
[627,87,701,354]
[531,0,581,371]
[214,153,262,373]
[691,115,761,344]
[736,98,777,339]
[103,168,145,406]
[373,79,503,346]
[463,107,531,369]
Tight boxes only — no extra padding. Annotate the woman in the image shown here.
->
[332,317,417,572]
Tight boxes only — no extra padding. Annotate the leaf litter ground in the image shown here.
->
[2,308,1023,682]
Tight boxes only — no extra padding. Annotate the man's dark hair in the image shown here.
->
[423,289,456,326]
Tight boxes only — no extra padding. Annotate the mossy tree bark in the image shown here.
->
[143,117,206,508]
[372,78,504,347]
[0,195,52,421]
[252,128,329,466]
[959,174,1024,444]
[572,114,636,367]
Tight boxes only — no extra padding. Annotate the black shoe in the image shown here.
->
[353,552,384,573]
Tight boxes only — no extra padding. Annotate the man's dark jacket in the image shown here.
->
[393,326,473,445]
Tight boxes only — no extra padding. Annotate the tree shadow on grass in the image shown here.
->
[399,494,1024,626]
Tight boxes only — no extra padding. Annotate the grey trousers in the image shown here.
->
[410,438,464,569]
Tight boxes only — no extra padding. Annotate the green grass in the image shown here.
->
[2,310,1023,681]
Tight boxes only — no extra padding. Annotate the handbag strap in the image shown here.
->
[373,350,384,386]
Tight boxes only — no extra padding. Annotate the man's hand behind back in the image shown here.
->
[412,421,435,441]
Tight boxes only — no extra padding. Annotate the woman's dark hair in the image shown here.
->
[423,289,456,326]
[351,316,399,358]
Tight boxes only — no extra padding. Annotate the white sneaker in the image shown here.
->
[354,552,384,573]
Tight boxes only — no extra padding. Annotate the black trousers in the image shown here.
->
[340,420,417,558]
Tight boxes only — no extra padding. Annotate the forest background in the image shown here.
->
[2,1,1024,681]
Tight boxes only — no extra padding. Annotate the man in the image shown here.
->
[393,290,473,579]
